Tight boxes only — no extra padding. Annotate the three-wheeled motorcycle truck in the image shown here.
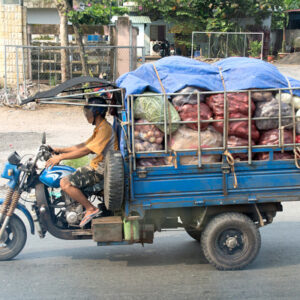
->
[1,64,300,270]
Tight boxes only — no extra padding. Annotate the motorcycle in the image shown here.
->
[0,133,106,260]
[152,40,170,58]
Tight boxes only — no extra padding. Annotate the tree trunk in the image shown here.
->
[64,1,89,77]
[58,10,70,82]
[72,22,88,76]
[55,0,88,78]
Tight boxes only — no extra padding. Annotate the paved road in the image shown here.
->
[1,203,300,300]
[1,64,300,300]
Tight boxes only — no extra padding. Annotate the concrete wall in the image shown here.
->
[144,23,151,55]
[134,23,144,57]
[27,8,59,25]
[0,3,27,87]
[114,17,138,79]
[24,0,56,9]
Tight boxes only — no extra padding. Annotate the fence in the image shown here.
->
[191,32,264,59]
[4,45,145,101]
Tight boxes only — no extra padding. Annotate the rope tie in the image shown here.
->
[172,150,178,169]
[117,118,132,154]
[223,150,238,189]
[294,147,300,169]
[218,67,226,91]
[284,75,293,94]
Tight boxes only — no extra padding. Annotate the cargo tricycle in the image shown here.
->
[2,58,300,270]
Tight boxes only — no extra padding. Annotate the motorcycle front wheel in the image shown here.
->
[0,214,27,260]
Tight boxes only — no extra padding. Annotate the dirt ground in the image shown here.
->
[277,52,300,65]
[0,105,91,188]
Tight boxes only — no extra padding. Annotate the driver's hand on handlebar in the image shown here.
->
[48,146,60,155]
[45,155,62,169]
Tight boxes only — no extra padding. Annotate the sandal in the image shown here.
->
[79,208,100,227]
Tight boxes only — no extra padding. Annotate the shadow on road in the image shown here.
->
[17,232,209,267]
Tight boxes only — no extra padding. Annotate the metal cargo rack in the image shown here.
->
[127,87,300,171]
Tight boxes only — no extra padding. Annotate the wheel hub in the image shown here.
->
[218,229,244,255]
[225,236,238,249]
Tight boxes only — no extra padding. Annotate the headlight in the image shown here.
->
[7,169,13,176]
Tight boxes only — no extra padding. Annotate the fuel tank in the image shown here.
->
[39,165,76,188]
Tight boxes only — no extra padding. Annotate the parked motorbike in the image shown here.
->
[0,133,106,260]
[152,40,170,58]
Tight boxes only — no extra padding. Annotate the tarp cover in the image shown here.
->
[116,56,300,100]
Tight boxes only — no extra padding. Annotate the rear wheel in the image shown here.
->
[201,212,261,270]
[0,214,27,260]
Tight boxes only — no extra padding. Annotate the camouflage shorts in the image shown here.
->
[67,164,104,189]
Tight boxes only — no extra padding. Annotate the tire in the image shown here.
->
[201,212,261,270]
[184,226,202,242]
[104,150,124,211]
[0,214,27,261]
[152,43,161,53]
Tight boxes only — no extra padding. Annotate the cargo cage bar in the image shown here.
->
[127,87,300,170]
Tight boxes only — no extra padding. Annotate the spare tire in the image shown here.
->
[104,150,124,211]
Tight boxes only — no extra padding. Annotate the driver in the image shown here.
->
[45,97,118,227]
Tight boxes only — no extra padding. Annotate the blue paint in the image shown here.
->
[39,165,76,188]
[1,163,21,189]
[97,241,132,246]
[0,198,34,234]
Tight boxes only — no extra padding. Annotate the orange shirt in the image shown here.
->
[85,119,118,169]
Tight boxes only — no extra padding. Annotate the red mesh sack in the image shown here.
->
[213,113,260,141]
[228,136,255,161]
[175,103,212,131]
[206,92,255,116]
[257,129,293,160]
[137,158,166,167]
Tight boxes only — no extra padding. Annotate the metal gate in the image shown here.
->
[4,45,145,102]
[191,32,264,59]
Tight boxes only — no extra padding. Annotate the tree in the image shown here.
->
[55,0,71,82]
[135,0,281,49]
[55,1,127,77]
[269,0,300,52]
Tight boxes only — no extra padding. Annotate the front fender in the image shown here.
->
[0,198,34,235]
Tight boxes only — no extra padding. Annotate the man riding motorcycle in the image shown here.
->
[45,97,118,227]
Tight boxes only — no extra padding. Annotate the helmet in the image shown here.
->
[83,97,108,119]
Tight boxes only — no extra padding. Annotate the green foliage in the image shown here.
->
[62,156,90,169]
[67,2,127,26]
[136,0,275,49]
[49,74,57,86]
[249,40,262,57]
[270,0,300,30]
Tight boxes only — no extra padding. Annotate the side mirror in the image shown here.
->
[42,132,46,144]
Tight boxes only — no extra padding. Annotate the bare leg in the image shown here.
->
[60,177,97,213]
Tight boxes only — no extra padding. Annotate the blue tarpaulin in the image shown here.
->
[116,56,300,156]
[116,56,300,99]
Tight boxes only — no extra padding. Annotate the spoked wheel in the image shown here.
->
[0,214,27,261]
[201,212,261,270]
